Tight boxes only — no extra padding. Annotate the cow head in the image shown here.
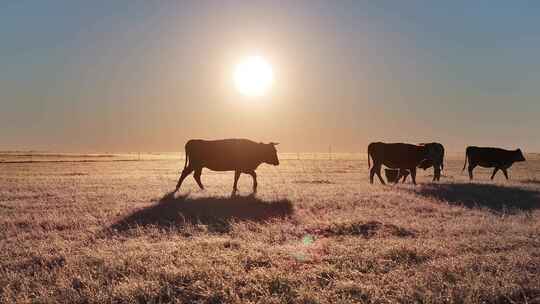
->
[418,158,433,170]
[514,149,526,162]
[421,142,445,180]
[262,142,280,165]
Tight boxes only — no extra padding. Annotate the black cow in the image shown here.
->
[174,139,280,194]
[462,146,525,180]
[368,142,445,185]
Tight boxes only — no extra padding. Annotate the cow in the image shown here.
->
[368,142,445,185]
[462,146,525,180]
[174,139,280,194]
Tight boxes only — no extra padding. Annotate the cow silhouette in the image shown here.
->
[462,146,525,180]
[368,142,445,185]
[174,139,279,194]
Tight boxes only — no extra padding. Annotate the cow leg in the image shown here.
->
[393,170,401,184]
[502,168,509,180]
[247,170,257,193]
[175,165,195,192]
[410,168,417,185]
[394,170,402,184]
[401,170,409,183]
[376,167,386,185]
[433,167,441,182]
[369,165,377,184]
[371,165,385,185]
[468,164,476,180]
[232,170,241,194]
[193,167,204,190]
[490,168,499,180]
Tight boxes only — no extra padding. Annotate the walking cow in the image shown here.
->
[462,146,525,180]
[174,139,280,194]
[368,142,445,185]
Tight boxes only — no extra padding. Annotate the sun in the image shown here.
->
[234,56,273,97]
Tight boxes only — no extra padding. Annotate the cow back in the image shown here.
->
[466,146,523,167]
[186,139,267,171]
[368,142,427,169]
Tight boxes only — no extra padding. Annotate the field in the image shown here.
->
[1,152,539,303]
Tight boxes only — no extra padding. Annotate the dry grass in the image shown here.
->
[1,153,539,303]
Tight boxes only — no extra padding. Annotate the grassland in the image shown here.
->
[1,153,539,303]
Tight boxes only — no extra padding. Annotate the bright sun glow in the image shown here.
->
[234,56,273,97]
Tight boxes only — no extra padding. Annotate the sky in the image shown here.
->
[1,0,539,153]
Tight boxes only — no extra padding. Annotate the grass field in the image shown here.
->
[1,152,539,303]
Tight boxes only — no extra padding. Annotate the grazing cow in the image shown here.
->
[174,139,280,194]
[420,143,445,182]
[462,146,525,180]
[368,142,445,185]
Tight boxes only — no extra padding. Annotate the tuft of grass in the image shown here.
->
[292,179,334,184]
[384,246,430,265]
[308,220,416,238]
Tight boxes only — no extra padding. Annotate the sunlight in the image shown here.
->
[234,56,273,97]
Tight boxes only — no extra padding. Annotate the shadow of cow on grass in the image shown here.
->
[110,193,293,233]
[412,183,540,213]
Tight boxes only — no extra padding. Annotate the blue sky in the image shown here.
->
[1,1,539,152]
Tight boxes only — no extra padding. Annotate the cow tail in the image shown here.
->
[182,146,190,171]
[462,149,468,171]
[441,149,445,172]
[183,152,189,170]
[367,148,371,169]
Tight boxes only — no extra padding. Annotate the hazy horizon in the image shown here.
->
[2,1,539,153]
[1,148,539,156]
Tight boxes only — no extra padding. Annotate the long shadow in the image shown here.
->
[412,183,540,213]
[110,193,293,233]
